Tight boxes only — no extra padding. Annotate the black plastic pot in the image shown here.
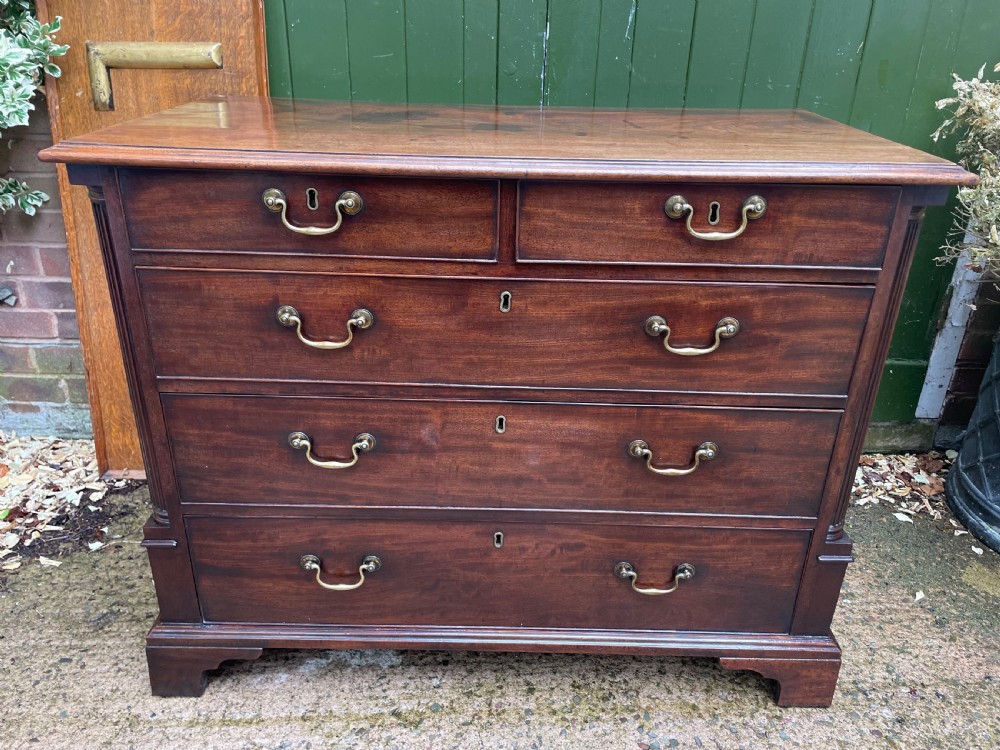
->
[946,341,1000,552]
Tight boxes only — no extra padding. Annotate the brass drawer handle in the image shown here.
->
[300,554,381,591]
[615,561,695,595]
[288,431,376,470]
[262,188,363,235]
[628,439,718,477]
[664,194,766,241]
[276,305,373,350]
[644,315,740,356]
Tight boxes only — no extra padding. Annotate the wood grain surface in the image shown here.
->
[161,394,840,516]
[40,98,975,185]
[186,515,811,632]
[137,270,873,397]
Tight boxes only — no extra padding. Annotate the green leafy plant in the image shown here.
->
[0,0,67,216]
[934,63,1000,271]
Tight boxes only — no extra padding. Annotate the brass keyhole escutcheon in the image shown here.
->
[495,415,507,434]
[499,290,512,313]
[493,531,504,548]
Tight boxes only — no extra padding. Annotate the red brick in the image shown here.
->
[37,246,72,277]
[33,344,84,374]
[0,374,66,403]
[17,279,75,310]
[0,310,56,338]
[65,375,90,404]
[0,343,35,372]
[55,311,79,339]
[6,135,57,174]
[1,245,42,275]
[0,208,68,244]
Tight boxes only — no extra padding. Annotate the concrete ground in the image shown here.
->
[3,487,999,750]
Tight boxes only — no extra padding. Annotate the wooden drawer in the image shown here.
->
[139,270,873,397]
[517,182,898,268]
[119,169,499,260]
[164,394,840,516]
[187,515,811,633]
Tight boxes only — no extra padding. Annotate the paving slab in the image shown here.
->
[3,488,998,750]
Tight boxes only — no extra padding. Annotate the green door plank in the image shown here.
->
[849,0,932,135]
[406,0,464,104]
[594,0,637,108]
[262,0,293,97]
[497,0,548,106]
[742,0,814,108]
[464,0,499,104]
[627,0,695,108]
[544,0,602,106]
[684,0,756,108]
[284,0,351,100]
[796,0,873,119]
[345,0,407,102]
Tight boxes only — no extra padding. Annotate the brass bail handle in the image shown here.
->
[628,439,718,477]
[276,305,374,350]
[615,561,696,595]
[644,315,740,356]
[664,194,766,241]
[300,554,381,591]
[262,188,364,235]
[288,431,376,470]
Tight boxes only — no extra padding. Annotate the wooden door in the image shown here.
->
[37,1,268,475]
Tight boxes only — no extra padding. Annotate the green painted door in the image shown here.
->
[263,0,999,424]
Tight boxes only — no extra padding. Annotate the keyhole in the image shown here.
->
[495,415,506,434]
[499,291,512,313]
[493,531,504,548]
[306,187,319,211]
[708,201,721,225]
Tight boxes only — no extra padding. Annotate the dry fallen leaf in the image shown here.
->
[38,555,61,567]
[915,591,925,602]
[893,512,914,523]
[972,546,984,555]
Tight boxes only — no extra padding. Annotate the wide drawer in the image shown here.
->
[119,169,499,260]
[164,395,840,516]
[139,270,873,397]
[187,515,811,632]
[517,182,898,268]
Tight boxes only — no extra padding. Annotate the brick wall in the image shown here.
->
[0,97,90,437]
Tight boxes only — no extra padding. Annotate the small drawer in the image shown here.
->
[164,394,840,516]
[119,169,499,260]
[139,270,873,397]
[517,181,898,268]
[187,515,811,633]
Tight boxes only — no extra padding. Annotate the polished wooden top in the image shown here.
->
[40,96,974,185]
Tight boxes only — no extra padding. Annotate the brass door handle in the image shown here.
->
[628,439,718,476]
[615,561,695,595]
[262,188,363,235]
[86,41,223,111]
[644,315,740,356]
[664,194,766,241]
[276,305,373,349]
[300,554,381,591]
[288,431,376,470]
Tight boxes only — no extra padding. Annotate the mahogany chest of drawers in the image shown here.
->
[41,97,973,707]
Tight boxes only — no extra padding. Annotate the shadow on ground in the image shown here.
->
[3,487,998,749]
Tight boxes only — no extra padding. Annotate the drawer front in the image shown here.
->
[517,182,898,268]
[187,516,811,632]
[120,169,499,260]
[139,270,873,396]
[164,395,840,516]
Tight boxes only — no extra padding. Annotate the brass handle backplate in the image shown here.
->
[263,188,363,235]
[628,439,718,477]
[300,554,381,591]
[615,561,696,595]
[664,194,766,241]
[288,431,376,470]
[644,315,740,356]
[276,305,373,350]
